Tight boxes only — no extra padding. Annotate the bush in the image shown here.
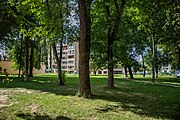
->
[61,71,66,84]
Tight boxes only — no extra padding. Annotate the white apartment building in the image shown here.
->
[50,42,123,74]
[0,48,8,60]
[51,42,79,73]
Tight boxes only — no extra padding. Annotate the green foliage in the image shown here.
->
[61,70,66,84]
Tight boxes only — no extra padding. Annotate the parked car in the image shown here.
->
[175,70,180,78]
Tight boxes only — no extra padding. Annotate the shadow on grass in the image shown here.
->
[0,75,79,96]
[17,113,71,120]
[0,75,180,119]
[92,85,180,120]
[135,76,180,83]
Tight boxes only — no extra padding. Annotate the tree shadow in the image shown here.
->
[92,86,180,120]
[0,75,180,119]
[17,113,71,120]
[0,75,79,96]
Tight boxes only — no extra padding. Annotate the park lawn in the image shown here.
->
[0,74,180,120]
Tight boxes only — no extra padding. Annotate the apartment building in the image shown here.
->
[51,42,79,73]
[50,42,124,74]
[0,48,8,60]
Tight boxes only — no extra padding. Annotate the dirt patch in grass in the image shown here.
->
[0,88,41,113]
[0,95,9,112]
[25,103,38,113]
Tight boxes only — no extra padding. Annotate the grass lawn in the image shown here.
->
[0,74,180,120]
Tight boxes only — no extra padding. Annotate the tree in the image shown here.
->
[45,0,71,85]
[161,0,180,70]
[78,0,92,98]
[105,0,126,88]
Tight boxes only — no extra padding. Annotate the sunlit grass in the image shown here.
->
[0,74,180,120]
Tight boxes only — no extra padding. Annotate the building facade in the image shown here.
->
[51,42,79,73]
[50,42,124,74]
[0,48,8,60]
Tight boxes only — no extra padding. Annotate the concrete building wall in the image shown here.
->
[0,60,45,75]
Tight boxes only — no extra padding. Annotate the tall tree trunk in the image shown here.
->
[44,40,48,69]
[177,46,180,69]
[128,66,134,79]
[29,40,34,77]
[78,0,91,98]
[24,35,29,81]
[58,41,63,85]
[152,33,156,82]
[105,0,126,88]
[52,41,63,85]
[107,20,114,87]
[18,35,23,78]
[50,46,52,71]
[124,65,128,77]
[155,40,158,78]
[142,54,146,77]
[155,65,158,78]
[46,0,64,85]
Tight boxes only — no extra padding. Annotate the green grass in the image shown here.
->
[0,74,180,120]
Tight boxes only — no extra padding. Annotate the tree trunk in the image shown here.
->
[44,40,48,69]
[128,66,134,79]
[93,69,96,76]
[155,40,158,78]
[106,4,114,87]
[107,20,114,88]
[142,54,146,77]
[18,35,23,78]
[106,0,126,88]
[52,41,63,85]
[78,0,91,98]
[24,35,29,81]
[155,65,158,78]
[177,46,180,69]
[124,65,128,77]
[152,33,156,82]
[29,40,34,77]
[50,46,52,71]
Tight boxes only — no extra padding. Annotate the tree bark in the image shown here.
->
[18,35,23,78]
[152,33,156,82]
[128,66,134,79]
[124,65,128,77]
[142,54,146,77]
[78,0,91,98]
[44,40,48,69]
[155,40,158,78]
[24,35,29,81]
[93,69,96,76]
[52,41,63,85]
[29,40,34,77]
[49,46,52,71]
[177,46,180,69]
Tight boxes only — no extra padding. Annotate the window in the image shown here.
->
[62,56,67,59]
[68,55,74,59]
[68,61,74,64]
[62,66,67,69]
[68,50,75,54]
[62,61,67,64]
[68,66,74,69]
[103,71,107,74]
[68,45,74,49]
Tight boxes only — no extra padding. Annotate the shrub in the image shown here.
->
[61,71,66,84]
